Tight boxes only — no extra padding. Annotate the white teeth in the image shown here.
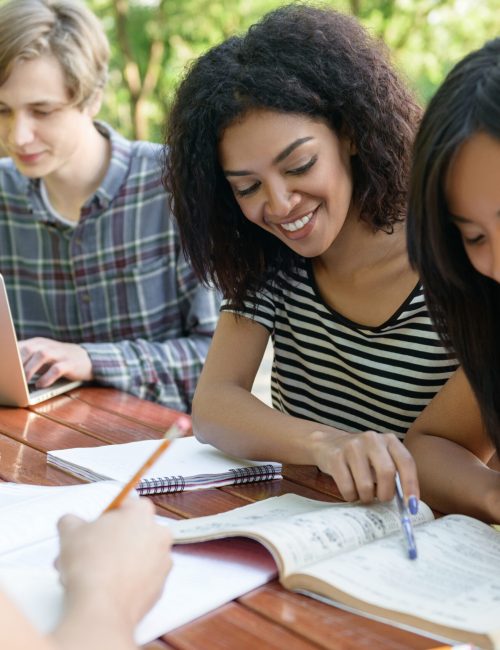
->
[281,212,313,232]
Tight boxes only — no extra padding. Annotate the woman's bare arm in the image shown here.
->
[405,367,500,521]
[193,312,418,504]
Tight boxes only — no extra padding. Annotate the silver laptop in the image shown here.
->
[0,274,82,407]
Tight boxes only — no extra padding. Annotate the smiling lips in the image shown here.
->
[278,209,316,235]
[16,151,44,165]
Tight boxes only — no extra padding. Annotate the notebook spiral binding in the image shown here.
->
[138,476,187,495]
[135,464,280,495]
[229,464,280,485]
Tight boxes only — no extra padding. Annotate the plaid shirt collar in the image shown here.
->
[26,121,132,224]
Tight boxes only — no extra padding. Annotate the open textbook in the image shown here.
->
[171,494,500,649]
[0,482,276,643]
[47,436,282,494]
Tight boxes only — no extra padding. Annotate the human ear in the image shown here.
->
[340,133,357,156]
[339,123,357,156]
[84,90,103,118]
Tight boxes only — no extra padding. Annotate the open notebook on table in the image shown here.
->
[47,435,282,494]
[0,481,277,644]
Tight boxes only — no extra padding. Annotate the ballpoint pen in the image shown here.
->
[394,472,417,560]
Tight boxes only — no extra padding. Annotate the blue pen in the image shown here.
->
[394,472,417,560]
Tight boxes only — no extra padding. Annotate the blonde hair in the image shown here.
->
[0,0,109,107]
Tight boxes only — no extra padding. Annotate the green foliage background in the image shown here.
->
[89,0,500,142]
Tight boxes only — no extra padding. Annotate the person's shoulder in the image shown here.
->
[97,121,163,167]
[0,156,18,173]
[114,129,163,166]
[122,138,163,177]
[130,138,163,161]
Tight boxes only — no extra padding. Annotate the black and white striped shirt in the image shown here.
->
[222,259,457,437]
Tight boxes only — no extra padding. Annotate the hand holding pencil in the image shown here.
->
[57,498,173,631]
[54,419,187,632]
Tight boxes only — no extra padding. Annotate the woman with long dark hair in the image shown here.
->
[406,38,500,521]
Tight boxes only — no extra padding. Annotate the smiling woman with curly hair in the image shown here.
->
[164,4,458,508]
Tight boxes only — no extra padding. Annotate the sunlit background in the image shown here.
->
[85,0,500,142]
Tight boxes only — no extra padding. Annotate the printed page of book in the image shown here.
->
[172,494,434,576]
[47,436,281,485]
[287,514,500,642]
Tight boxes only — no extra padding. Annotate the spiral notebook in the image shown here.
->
[47,436,282,494]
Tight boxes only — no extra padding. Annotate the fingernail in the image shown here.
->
[408,495,419,515]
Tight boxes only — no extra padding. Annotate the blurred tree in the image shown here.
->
[352,0,500,103]
[90,0,286,141]
[87,0,500,143]
[112,0,167,140]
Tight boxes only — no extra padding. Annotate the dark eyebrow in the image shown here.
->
[449,214,471,224]
[224,136,314,177]
[450,210,500,223]
[273,136,314,164]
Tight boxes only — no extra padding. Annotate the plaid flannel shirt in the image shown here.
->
[0,122,220,412]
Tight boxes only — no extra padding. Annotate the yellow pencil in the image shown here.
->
[427,645,478,649]
[103,415,192,513]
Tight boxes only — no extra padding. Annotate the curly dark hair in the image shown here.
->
[407,37,500,453]
[165,3,421,309]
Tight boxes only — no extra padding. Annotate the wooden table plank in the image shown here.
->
[283,465,344,499]
[223,478,343,504]
[239,583,437,650]
[153,476,344,520]
[29,393,165,444]
[0,432,82,485]
[0,406,103,451]
[143,641,176,650]
[163,601,323,650]
[68,387,184,432]
[152,488,253,519]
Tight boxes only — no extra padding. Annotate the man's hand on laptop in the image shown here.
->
[18,338,93,387]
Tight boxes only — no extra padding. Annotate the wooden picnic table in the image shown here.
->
[0,386,438,650]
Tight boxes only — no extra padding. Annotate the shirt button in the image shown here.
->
[81,293,91,303]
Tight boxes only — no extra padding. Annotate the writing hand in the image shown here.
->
[18,337,93,386]
[57,498,173,626]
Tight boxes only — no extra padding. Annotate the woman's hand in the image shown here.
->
[310,429,419,507]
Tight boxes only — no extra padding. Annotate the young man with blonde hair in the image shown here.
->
[0,0,219,411]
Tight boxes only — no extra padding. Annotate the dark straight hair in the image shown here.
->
[407,38,500,452]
